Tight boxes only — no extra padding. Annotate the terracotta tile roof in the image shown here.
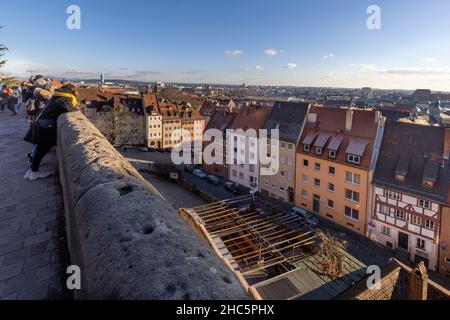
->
[231,105,273,133]
[205,110,238,132]
[297,106,380,170]
[373,121,450,204]
[143,93,159,114]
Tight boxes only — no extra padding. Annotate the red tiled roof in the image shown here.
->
[298,106,380,170]
[231,105,273,133]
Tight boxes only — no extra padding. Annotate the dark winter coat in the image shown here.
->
[24,89,75,146]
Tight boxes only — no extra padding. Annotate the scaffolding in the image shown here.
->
[179,196,318,280]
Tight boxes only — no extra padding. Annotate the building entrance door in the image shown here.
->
[288,187,294,203]
[313,195,321,214]
[398,232,409,251]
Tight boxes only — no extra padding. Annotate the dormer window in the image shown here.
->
[316,147,322,155]
[329,150,336,159]
[347,154,361,165]
[304,144,311,152]
[395,174,405,182]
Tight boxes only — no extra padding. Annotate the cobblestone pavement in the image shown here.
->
[0,109,71,300]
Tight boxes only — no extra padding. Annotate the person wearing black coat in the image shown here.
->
[24,84,78,181]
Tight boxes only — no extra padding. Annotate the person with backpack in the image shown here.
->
[24,83,78,181]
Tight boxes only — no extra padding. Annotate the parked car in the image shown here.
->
[156,148,165,153]
[139,147,149,152]
[193,169,207,179]
[291,207,319,227]
[224,181,241,195]
[207,175,221,186]
[164,148,172,153]
[184,165,194,173]
[148,148,156,152]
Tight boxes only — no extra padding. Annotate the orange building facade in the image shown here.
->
[294,106,384,236]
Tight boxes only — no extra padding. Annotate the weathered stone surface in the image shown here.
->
[57,112,248,300]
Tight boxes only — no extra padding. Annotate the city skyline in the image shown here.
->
[2,0,450,90]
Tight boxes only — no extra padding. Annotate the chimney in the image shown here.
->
[374,111,381,124]
[307,112,317,124]
[407,262,429,300]
[345,109,354,131]
[444,128,450,160]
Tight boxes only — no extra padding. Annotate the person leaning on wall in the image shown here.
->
[23,83,79,181]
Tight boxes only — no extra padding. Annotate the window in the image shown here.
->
[328,183,335,192]
[302,175,308,183]
[281,142,286,149]
[345,189,360,203]
[416,238,426,250]
[287,157,293,166]
[304,144,310,152]
[425,219,435,230]
[327,199,334,209]
[302,189,308,199]
[418,199,431,209]
[316,147,323,155]
[345,206,360,220]
[347,154,361,165]
[395,210,405,221]
[382,226,391,236]
[314,179,321,187]
[384,189,401,201]
[288,143,294,151]
[314,163,321,171]
[395,174,405,182]
[329,150,336,159]
[239,172,244,179]
[249,164,255,173]
[280,170,285,177]
[287,172,293,181]
[232,170,237,177]
[303,159,309,167]
[346,172,360,185]
[411,216,422,226]
[328,166,336,175]
[380,205,390,215]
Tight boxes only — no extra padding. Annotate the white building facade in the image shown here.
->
[370,186,441,271]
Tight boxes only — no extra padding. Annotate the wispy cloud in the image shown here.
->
[359,64,450,76]
[241,65,265,72]
[225,50,244,56]
[421,57,437,63]
[323,53,335,59]
[264,48,284,56]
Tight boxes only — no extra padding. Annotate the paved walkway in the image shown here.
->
[0,108,70,300]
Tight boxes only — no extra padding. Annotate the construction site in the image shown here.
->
[179,195,370,300]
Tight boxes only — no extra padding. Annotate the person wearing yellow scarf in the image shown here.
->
[53,92,78,107]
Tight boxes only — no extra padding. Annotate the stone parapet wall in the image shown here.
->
[56,111,248,300]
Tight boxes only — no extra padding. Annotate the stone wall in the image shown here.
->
[56,111,248,300]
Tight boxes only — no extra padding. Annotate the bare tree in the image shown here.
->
[314,231,349,280]
[100,105,141,147]
[0,26,14,86]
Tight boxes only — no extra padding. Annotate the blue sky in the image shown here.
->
[2,0,450,90]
